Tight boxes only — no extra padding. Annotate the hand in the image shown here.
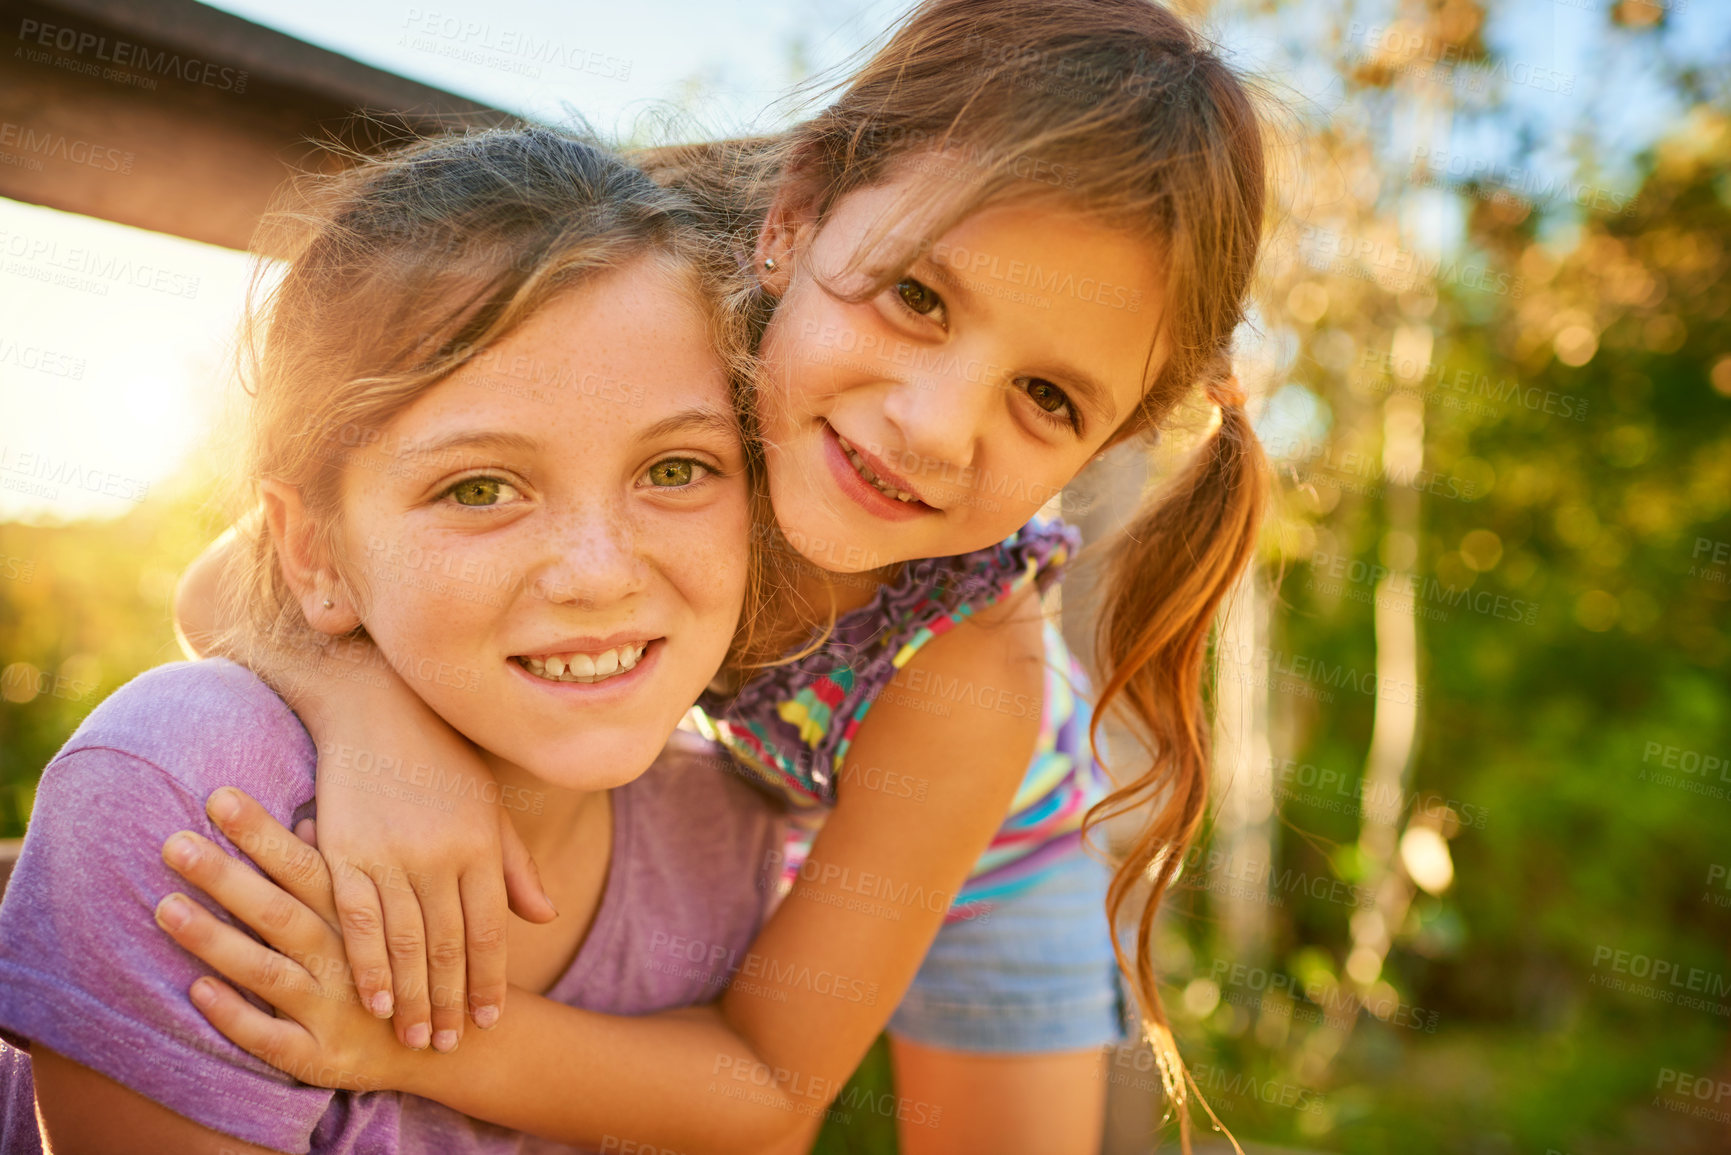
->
[306,662,557,1054]
[153,789,420,1094]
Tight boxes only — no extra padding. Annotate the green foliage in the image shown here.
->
[811,1035,901,1155]
[0,488,223,836]
[1162,79,1731,1155]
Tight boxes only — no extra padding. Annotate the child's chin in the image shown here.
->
[520,731,670,791]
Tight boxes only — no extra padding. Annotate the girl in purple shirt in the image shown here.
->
[0,129,785,1153]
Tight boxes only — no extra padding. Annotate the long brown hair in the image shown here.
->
[224,128,771,677]
[642,1,1269,1143]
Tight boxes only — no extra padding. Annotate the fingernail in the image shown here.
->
[473,1004,499,1030]
[369,991,394,1018]
[207,789,241,823]
[432,1029,458,1053]
[405,1022,430,1050]
[190,978,218,1008]
[163,833,198,870]
[155,893,192,931]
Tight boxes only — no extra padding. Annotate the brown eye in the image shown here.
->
[895,278,941,316]
[1025,379,1068,413]
[647,459,698,487]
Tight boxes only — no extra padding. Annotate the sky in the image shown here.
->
[0,0,1722,522]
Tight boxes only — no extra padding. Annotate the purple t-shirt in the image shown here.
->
[0,659,783,1153]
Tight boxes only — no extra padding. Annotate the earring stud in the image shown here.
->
[763,257,778,272]
[322,598,334,609]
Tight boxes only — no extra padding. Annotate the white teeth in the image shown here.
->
[517,643,647,684]
[835,434,918,503]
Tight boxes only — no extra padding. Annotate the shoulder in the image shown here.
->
[0,663,335,1148]
[877,584,1046,737]
[52,659,313,808]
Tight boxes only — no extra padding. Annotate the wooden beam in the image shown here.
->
[0,0,511,250]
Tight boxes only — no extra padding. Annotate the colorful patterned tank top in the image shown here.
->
[693,518,1113,918]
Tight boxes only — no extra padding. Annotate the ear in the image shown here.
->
[259,480,362,636]
[753,181,819,299]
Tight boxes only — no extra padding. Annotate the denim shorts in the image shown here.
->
[888,846,1128,1053]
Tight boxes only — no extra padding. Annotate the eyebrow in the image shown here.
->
[637,407,742,445]
[913,257,1120,429]
[394,431,542,460]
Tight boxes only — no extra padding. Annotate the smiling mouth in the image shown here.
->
[834,432,927,505]
[514,641,652,684]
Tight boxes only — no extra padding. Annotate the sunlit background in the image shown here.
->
[1,0,1728,1151]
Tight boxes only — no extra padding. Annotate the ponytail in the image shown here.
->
[1084,376,1267,1151]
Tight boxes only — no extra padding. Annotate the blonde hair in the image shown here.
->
[222,127,769,680]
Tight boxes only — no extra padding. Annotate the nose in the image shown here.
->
[879,358,994,477]
[525,500,647,610]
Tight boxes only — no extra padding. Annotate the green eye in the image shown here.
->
[446,477,510,506]
[648,459,698,487]
[895,278,941,316]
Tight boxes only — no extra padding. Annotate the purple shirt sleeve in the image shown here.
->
[0,661,339,1152]
[0,661,785,1155]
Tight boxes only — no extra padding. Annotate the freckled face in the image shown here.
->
[756,174,1165,572]
[338,259,749,790]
